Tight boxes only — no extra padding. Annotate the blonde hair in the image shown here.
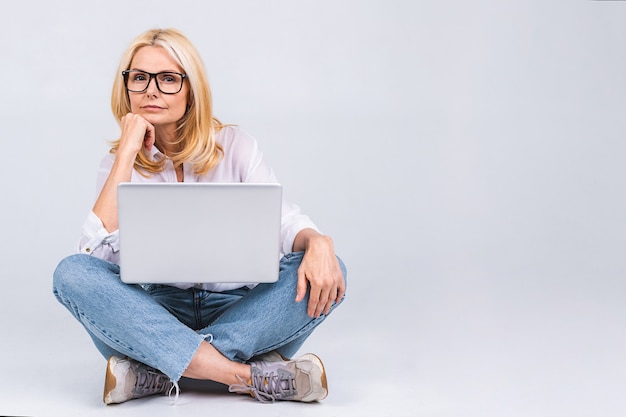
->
[110,28,223,176]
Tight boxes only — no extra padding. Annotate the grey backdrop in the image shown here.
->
[1,1,625,416]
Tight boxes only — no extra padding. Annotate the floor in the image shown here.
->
[1,264,624,417]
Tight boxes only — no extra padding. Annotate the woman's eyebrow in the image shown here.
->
[128,68,181,73]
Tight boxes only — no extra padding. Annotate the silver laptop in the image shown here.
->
[117,182,282,284]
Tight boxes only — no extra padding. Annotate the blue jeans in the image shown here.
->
[52,252,347,382]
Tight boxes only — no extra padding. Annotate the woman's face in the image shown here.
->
[127,46,189,128]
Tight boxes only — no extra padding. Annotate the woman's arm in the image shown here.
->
[93,113,155,232]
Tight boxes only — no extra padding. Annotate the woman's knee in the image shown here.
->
[53,254,116,297]
[53,254,82,288]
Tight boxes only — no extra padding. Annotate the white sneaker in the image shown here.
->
[229,353,328,403]
[103,356,173,405]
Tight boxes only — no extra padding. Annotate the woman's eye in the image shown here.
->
[159,74,177,84]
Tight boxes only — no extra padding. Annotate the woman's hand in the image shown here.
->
[117,113,155,158]
[294,230,346,318]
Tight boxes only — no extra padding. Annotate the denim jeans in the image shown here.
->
[53,252,347,382]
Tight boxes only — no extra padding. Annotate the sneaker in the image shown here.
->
[229,353,328,403]
[250,350,290,363]
[103,356,173,405]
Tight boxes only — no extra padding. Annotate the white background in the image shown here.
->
[1,1,625,416]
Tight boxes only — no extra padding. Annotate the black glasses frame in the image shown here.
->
[122,70,187,94]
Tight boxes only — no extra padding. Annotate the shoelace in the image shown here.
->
[168,381,180,405]
[134,367,180,405]
[135,368,173,396]
[229,368,296,403]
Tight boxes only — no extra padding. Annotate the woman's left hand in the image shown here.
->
[294,232,346,318]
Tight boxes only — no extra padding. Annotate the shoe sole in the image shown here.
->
[103,356,119,404]
[298,353,328,401]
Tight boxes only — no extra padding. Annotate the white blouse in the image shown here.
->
[77,126,319,291]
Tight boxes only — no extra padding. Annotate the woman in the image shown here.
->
[53,28,347,405]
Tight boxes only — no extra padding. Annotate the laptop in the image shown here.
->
[117,182,282,284]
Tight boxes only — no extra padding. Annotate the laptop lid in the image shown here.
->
[117,182,282,284]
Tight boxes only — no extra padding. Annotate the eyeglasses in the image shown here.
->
[122,70,187,94]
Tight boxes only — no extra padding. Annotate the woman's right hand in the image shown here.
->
[117,113,155,159]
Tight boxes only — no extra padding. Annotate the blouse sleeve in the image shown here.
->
[77,210,120,263]
[232,129,321,254]
[76,154,120,263]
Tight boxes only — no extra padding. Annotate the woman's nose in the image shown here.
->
[145,76,159,94]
